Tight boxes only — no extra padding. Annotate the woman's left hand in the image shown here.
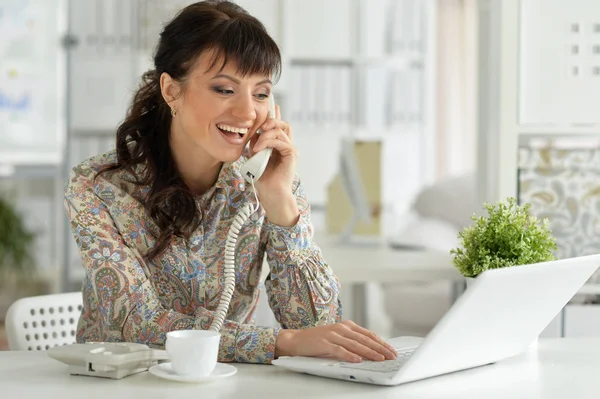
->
[249,105,300,226]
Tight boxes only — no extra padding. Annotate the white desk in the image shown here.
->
[2,338,600,398]
[315,233,457,283]
[313,233,461,327]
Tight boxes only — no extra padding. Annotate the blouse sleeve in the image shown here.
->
[64,166,278,364]
[262,175,343,328]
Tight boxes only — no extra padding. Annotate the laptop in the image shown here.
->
[272,254,600,386]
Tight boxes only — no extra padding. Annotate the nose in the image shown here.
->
[231,93,257,121]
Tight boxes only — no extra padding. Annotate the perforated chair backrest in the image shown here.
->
[5,292,83,351]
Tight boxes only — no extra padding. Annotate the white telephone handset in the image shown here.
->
[209,94,276,333]
[239,96,275,183]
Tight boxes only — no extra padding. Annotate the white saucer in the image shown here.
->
[148,362,237,383]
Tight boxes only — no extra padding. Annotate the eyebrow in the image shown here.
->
[211,73,272,86]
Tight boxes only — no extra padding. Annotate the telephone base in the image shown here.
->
[68,364,150,380]
[47,342,169,380]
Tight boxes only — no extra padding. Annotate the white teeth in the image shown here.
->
[217,124,249,134]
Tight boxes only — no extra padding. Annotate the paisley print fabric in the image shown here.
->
[518,146,600,289]
[64,150,342,364]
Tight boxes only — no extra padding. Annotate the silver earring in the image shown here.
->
[171,108,177,116]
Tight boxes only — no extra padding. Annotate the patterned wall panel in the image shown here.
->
[518,146,600,285]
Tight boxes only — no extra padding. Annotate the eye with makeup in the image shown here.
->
[212,86,234,95]
[211,87,270,101]
[255,92,270,100]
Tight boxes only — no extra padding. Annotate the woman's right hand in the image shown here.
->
[274,320,397,363]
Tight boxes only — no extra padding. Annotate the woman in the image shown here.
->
[64,0,396,365]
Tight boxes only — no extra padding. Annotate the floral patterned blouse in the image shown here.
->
[64,150,342,364]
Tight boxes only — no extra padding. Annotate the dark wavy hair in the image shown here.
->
[96,0,281,260]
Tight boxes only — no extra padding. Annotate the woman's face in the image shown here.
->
[161,50,273,164]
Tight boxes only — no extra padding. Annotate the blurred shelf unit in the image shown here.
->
[478,0,600,205]
[66,0,434,136]
[278,0,432,139]
[259,0,437,212]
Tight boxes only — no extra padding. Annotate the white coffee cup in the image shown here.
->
[165,330,221,377]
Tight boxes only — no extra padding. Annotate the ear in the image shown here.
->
[160,72,181,109]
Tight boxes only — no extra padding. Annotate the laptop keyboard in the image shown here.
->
[331,349,415,373]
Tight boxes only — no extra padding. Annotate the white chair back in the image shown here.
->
[5,292,83,351]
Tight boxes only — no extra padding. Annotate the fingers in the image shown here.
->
[331,326,395,361]
[253,137,296,159]
[330,344,363,363]
[344,321,397,356]
[333,334,387,362]
[255,128,291,145]
[287,322,397,364]
[343,330,396,360]
[328,321,396,362]
[260,118,292,140]
[253,129,293,154]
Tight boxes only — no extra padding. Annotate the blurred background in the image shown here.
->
[2,0,600,350]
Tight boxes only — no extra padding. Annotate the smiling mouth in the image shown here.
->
[217,126,245,139]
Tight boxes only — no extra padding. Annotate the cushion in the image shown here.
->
[412,173,477,230]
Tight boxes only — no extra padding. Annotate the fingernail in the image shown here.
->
[352,356,362,363]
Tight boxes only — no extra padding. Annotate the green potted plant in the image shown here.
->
[450,197,558,284]
[0,194,45,320]
[0,195,36,281]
